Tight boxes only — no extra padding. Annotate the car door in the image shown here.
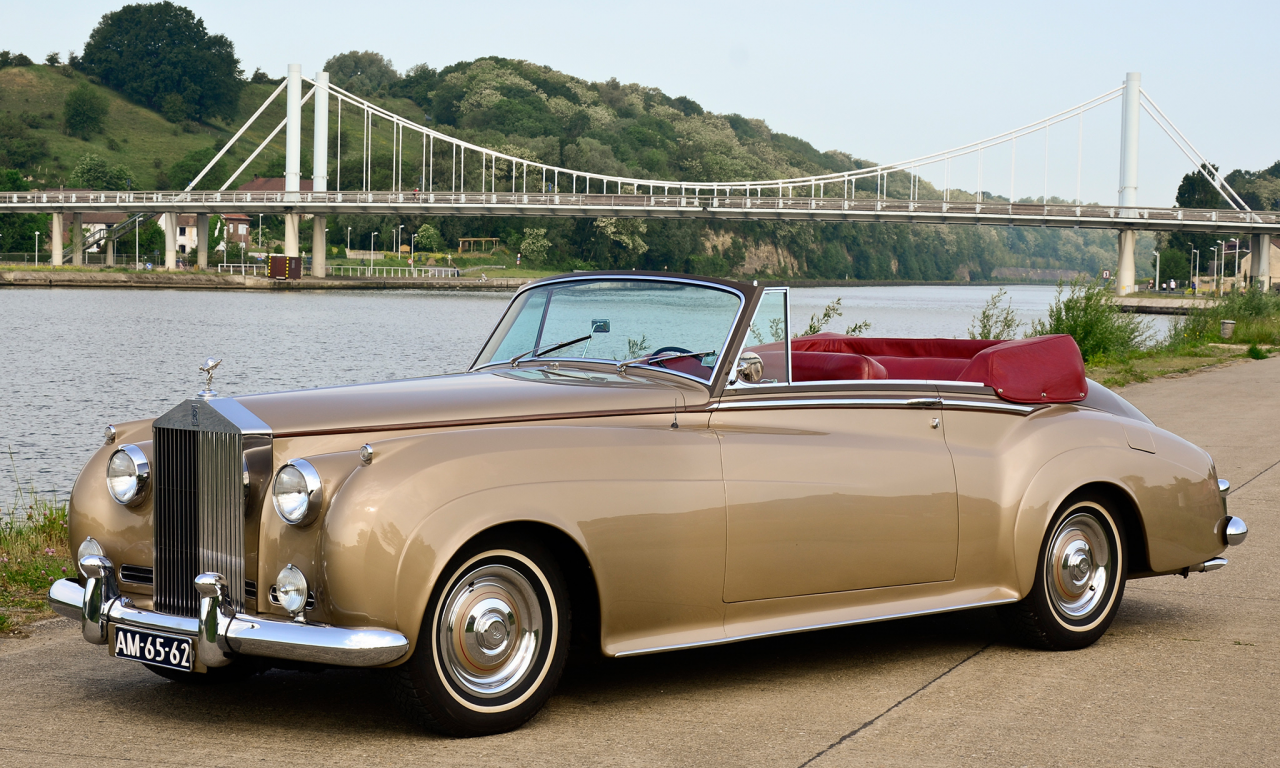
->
[714,289,959,603]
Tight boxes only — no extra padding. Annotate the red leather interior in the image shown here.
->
[741,331,1086,403]
[955,334,1087,403]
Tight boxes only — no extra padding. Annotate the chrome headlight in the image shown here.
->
[272,459,323,525]
[276,564,308,616]
[105,444,149,506]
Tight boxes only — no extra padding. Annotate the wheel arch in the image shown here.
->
[453,520,602,658]
[1013,447,1152,598]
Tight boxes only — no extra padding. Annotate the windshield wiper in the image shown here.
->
[509,334,593,368]
[616,350,715,374]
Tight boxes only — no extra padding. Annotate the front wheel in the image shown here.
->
[1000,493,1127,651]
[394,540,570,736]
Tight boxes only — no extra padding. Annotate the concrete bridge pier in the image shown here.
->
[71,212,84,266]
[311,70,329,278]
[163,212,177,270]
[312,215,326,277]
[284,215,299,260]
[105,237,115,267]
[50,212,63,266]
[196,213,208,270]
[1118,230,1137,294]
[1251,234,1272,290]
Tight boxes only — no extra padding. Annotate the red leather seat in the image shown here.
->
[869,356,969,381]
[792,351,888,382]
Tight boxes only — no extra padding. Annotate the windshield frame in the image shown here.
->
[471,273,748,387]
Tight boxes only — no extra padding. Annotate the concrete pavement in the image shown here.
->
[2,357,1277,767]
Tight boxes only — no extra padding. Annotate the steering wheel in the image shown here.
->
[649,346,694,369]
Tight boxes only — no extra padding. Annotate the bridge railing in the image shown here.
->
[329,266,461,278]
[217,263,266,275]
[7,190,1280,227]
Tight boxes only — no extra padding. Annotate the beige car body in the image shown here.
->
[67,273,1228,663]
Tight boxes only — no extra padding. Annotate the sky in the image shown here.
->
[4,0,1276,207]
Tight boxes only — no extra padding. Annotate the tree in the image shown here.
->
[520,228,550,261]
[80,2,243,121]
[45,52,61,66]
[70,153,133,190]
[0,169,50,256]
[414,223,445,252]
[64,82,109,139]
[324,51,399,97]
[0,114,48,168]
[166,147,225,191]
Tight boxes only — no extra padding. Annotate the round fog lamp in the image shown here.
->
[276,564,308,615]
[272,459,322,525]
[77,536,105,563]
[105,444,149,506]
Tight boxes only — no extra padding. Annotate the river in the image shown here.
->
[0,284,1170,510]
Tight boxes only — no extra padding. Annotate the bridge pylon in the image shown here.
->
[1116,72,1141,295]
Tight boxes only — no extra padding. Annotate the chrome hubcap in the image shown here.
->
[1047,510,1111,619]
[438,564,543,698]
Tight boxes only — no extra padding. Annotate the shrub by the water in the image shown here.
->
[1029,277,1150,362]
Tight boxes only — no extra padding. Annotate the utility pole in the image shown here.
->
[1153,249,1160,291]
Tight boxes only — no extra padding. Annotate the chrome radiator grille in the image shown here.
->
[153,399,256,618]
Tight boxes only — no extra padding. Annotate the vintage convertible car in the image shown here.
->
[50,272,1248,735]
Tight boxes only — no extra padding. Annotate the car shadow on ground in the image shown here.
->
[107,606,1013,739]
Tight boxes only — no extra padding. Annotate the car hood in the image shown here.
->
[232,366,704,436]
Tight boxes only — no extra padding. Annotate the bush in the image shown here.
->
[968,287,1022,340]
[1029,277,1150,362]
[63,82,109,139]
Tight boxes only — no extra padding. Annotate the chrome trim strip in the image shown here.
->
[712,397,928,410]
[941,399,1039,415]
[49,577,83,621]
[614,597,1019,657]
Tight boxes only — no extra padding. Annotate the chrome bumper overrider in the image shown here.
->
[49,556,408,669]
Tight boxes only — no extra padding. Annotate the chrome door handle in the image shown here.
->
[905,398,943,407]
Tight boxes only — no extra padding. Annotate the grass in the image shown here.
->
[0,487,70,635]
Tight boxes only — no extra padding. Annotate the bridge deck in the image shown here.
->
[5,192,1279,234]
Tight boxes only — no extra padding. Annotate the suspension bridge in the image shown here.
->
[3,66,1276,293]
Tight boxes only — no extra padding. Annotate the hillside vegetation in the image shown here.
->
[9,18,1254,280]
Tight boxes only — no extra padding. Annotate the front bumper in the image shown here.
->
[49,556,408,670]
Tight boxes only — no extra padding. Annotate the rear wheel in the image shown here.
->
[394,539,570,736]
[1001,493,1127,651]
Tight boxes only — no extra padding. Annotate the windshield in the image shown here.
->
[474,279,743,381]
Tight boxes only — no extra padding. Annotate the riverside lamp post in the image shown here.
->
[347,226,351,254]
[1153,249,1160,291]
[1216,240,1226,296]
[34,231,39,265]
[1231,238,1241,291]
[370,231,377,275]
[398,225,404,259]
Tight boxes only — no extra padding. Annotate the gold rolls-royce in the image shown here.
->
[50,272,1247,736]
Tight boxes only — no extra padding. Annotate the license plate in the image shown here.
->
[112,626,193,672]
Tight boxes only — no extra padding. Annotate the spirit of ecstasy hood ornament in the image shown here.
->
[197,357,222,400]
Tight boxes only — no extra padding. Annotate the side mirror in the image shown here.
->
[734,351,763,384]
[591,319,610,333]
